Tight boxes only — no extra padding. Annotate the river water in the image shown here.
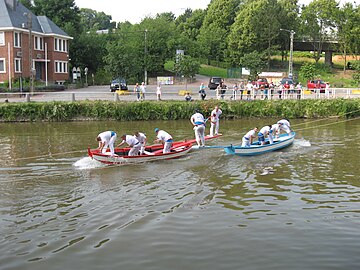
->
[0,118,359,270]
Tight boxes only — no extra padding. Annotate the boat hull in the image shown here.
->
[88,142,192,165]
[224,132,296,156]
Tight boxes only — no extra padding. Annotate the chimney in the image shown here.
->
[5,0,17,11]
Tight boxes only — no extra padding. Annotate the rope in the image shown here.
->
[13,150,86,161]
[295,116,360,132]
[291,108,360,128]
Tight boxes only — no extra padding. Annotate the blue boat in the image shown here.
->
[223,132,296,156]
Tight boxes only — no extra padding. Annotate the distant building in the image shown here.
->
[0,0,72,85]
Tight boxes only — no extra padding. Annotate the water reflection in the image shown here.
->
[0,119,359,269]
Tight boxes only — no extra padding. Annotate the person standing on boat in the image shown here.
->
[117,134,141,156]
[241,127,258,147]
[209,105,222,137]
[96,131,117,155]
[134,131,147,155]
[277,119,291,134]
[258,125,272,145]
[154,128,173,154]
[190,109,206,147]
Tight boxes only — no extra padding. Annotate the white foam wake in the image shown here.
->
[73,157,105,170]
[293,138,311,147]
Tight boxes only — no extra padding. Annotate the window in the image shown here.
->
[34,36,43,50]
[0,32,4,46]
[14,32,21,47]
[0,58,6,73]
[14,58,22,73]
[54,38,67,52]
[55,61,68,73]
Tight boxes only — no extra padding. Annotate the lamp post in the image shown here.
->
[84,67,88,86]
[280,28,295,78]
[24,12,34,94]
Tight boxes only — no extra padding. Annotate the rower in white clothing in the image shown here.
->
[154,128,173,153]
[277,119,291,134]
[190,109,206,147]
[269,123,280,144]
[209,105,222,136]
[241,127,258,147]
[96,131,117,155]
[117,134,141,156]
[134,131,147,154]
[258,125,271,145]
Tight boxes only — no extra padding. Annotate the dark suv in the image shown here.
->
[110,78,128,92]
[208,77,223,90]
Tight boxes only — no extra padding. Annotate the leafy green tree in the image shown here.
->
[299,63,316,81]
[351,61,360,87]
[80,8,116,31]
[239,51,266,81]
[337,3,360,71]
[32,0,81,33]
[198,0,240,64]
[174,9,206,57]
[228,0,282,68]
[173,55,200,89]
[299,0,340,63]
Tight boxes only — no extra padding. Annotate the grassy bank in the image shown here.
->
[0,99,359,122]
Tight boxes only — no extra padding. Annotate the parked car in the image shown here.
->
[280,77,294,85]
[253,78,269,88]
[307,79,326,89]
[110,78,128,92]
[208,77,223,90]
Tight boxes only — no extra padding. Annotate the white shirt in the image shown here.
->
[277,119,291,127]
[156,86,161,95]
[135,132,146,144]
[157,130,172,142]
[140,84,146,93]
[270,124,280,134]
[259,126,271,135]
[244,130,256,139]
[191,113,205,125]
[246,83,253,91]
[98,131,114,143]
[121,135,139,146]
[211,108,222,122]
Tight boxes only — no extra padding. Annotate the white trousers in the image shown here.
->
[102,134,117,155]
[280,125,291,134]
[241,137,250,147]
[194,125,205,146]
[129,145,141,156]
[163,141,172,153]
[210,121,219,136]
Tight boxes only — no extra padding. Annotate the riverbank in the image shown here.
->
[0,99,359,122]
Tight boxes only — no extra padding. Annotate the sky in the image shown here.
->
[74,0,358,24]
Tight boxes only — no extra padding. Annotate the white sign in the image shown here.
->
[242,68,250,75]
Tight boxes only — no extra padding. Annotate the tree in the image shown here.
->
[79,8,116,31]
[173,55,200,89]
[299,0,340,63]
[239,51,266,81]
[32,0,81,32]
[197,0,240,64]
[351,61,360,87]
[228,0,282,68]
[337,3,360,72]
[299,63,316,81]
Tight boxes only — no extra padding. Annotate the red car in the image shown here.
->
[253,78,269,88]
[307,79,326,89]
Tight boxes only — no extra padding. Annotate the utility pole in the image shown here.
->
[25,13,34,94]
[280,28,295,78]
[144,29,148,84]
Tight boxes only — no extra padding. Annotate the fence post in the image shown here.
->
[25,93,30,102]
[114,92,119,101]
[71,93,75,102]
